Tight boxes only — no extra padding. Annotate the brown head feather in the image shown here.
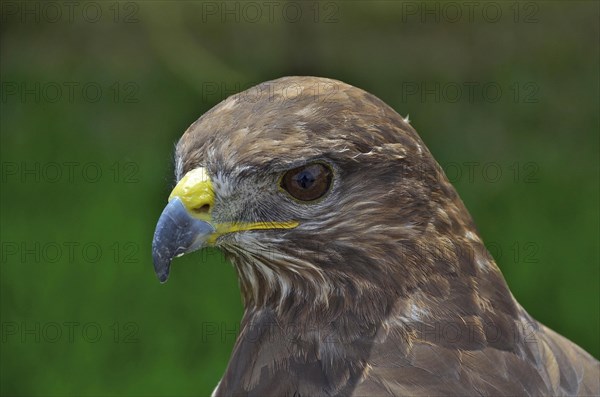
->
[173,76,599,396]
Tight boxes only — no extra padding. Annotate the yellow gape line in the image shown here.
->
[207,221,300,245]
[169,168,299,245]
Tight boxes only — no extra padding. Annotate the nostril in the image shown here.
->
[193,204,211,214]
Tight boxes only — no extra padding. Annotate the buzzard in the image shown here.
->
[152,77,599,396]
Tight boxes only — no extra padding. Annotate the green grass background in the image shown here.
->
[1,1,598,396]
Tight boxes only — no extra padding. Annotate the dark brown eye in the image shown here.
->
[281,163,333,201]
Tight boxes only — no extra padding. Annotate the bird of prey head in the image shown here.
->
[152,77,599,396]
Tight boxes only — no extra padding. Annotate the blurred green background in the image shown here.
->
[1,1,598,396]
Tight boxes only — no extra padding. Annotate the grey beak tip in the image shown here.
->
[152,197,215,283]
[152,250,170,283]
[158,272,169,284]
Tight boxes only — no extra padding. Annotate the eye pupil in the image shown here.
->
[281,163,332,201]
[296,171,315,189]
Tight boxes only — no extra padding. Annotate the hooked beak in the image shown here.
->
[152,197,215,283]
[152,168,215,283]
[152,167,298,283]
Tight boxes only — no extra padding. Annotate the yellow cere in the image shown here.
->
[170,168,299,244]
[169,167,214,221]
